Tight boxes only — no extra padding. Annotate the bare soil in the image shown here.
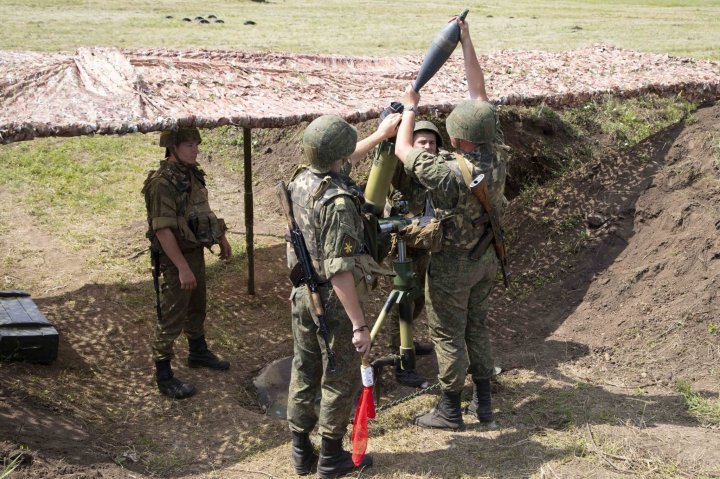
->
[1,101,719,479]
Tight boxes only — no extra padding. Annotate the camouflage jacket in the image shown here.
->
[142,160,226,252]
[286,167,388,293]
[403,143,507,252]
[389,151,446,217]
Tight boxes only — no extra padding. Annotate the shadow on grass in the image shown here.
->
[0,114,697,477]
[366,374,701,478]
[0,242,295,477]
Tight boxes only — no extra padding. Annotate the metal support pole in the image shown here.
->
[243,127,255,295]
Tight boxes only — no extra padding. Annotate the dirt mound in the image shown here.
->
[552,103,720,390]
[490,102,720,389]
[1,100,719,478]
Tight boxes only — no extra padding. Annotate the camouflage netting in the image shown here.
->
[1,46,719,144]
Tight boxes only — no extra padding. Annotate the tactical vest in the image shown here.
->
[436,146,507,251]
[287,168,364,282]
[142,161,226,251]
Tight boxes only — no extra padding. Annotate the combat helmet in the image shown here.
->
[303,115,357,173]
[413,120,443,148]
[159,128,203,147]
[446,100,496,144]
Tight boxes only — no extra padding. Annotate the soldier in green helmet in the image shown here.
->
[285,113,400,478]
[394,17,507,430]
[382,120,443,383]
[142,127,232,400]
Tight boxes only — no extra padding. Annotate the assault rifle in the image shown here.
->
[276,181,337,373]
[150,247,163,321]
[468,174,509,288]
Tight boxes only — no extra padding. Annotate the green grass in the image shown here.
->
[0,134,157,244]
[562,95,696,147]
[2,1,719,59]
[676,380,720,426]
[0,454,22,479]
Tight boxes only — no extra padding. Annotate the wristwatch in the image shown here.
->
[404,105,418,114]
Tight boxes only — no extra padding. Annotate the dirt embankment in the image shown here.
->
[1,100,719,478]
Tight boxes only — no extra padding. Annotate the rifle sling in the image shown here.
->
[454,153,474,188]
[454,153,492,256]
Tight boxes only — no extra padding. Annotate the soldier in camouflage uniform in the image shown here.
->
[142,128,232,400]
[384,121,442,385]
[394,17,506,430]
[286,114,399,478]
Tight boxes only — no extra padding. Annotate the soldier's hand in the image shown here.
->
[179,267,197,290]
[352,327,371,354]
[377,112,401,140]
[219,236,232,260]
[401,85,420,109]
[456,16,469,40]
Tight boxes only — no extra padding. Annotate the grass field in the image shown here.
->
[2,0,719,59]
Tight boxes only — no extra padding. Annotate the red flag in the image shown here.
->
[351,361,375,466]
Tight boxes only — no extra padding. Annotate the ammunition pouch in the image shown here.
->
[187,213,227,248]
[399,217,443,253]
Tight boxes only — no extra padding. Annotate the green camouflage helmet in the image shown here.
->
[303,115,357,173]
[159,128,203,147]
[413,120,443,148]
[446,100,496,144]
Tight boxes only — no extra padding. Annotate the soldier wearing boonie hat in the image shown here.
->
[142,127,232,400]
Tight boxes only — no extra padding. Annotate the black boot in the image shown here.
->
[395,368,429,388]
[188,336,230,370]
[414,390,464,431]
[395,356,429,388]
[155,360,196,399]
[291,432,318,476]
[413,340,434,356]
[465,379,496,426]
[317,437,372,479]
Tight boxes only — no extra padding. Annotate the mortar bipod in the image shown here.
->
[370,219,430,391]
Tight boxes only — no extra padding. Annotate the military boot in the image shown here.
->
[414,390,464,431]
[413,340,434,356]
[317,437,372,479]
[155,359,196,399]
[291,431,318,475]
[395,367,429,388]
[188,336,230,370]
[465,379,497,427]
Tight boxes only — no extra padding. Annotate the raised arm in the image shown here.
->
[348,112,402,165]
[394,86,421,163]
[458,18,488,101]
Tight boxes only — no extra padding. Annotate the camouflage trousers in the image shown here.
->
[425,246,498,393]
[287,285,361,440]
[385,249,430,351]
[152,247,206,362]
